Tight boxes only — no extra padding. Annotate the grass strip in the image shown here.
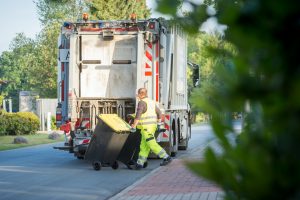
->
[0,134,64,151]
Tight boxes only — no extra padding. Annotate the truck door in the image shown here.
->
[79,34,137,98]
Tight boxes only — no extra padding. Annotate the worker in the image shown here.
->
[131,88,172,170]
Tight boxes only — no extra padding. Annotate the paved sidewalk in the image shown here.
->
[109,140,224,200]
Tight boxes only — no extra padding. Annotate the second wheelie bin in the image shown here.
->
[84,114,131,170]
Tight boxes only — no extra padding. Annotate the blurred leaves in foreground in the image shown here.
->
[157,0,300,199]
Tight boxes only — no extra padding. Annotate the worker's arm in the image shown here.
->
[131,119,139,129]
[155,105,162,122]
[131,101,146,129]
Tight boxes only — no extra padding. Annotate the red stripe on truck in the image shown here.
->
[165,123,170,131]
[146,51,152,61]
[165,115,170,121]
[145,71,152,76]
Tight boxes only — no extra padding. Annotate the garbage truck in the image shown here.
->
[55,15,192,159]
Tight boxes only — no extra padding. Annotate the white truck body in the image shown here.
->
[56,18,191,157]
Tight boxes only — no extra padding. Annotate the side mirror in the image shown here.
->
[188,62,200,87]
[192,64,200,87]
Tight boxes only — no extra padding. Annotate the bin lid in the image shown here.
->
[98,114,131,132]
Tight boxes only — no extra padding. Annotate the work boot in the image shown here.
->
[135,164,143,170]
[160,156,172,166]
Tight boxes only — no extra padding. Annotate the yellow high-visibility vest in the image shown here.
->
[137,98,157,129]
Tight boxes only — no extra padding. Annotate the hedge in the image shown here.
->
[0,111,40,136]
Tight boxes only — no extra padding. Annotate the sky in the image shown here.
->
[0,0,224,54]
[0,0,159,54]
[0,0,41,54]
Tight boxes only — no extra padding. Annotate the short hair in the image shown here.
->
[138,88,147,96]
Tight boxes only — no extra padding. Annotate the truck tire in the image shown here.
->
[171,151,177,157]
[178,138,188,150]
[170,120,178,157]
[178,125,191,150]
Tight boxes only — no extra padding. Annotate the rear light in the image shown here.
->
[56,104,62,127]
[148,22,155,29]
[56,114,62,121]
[82,139,90,144]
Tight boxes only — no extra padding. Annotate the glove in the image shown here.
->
[130,128,136,133]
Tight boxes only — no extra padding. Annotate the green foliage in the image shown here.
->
[0,111,8,136]
[157,0,300,199]
[0,133,64,151]
[36,0,86,26]
[29,26,59,98]
[188,33,237,114]
[0,0,79,107]
[194,112,210,123]
[0,112,39,136]
[157,0,209,33]
[0,95,3,108]
[0,0,152,110]
[51,116,57,130]
[87,0,150,20]
[0,34,37,110]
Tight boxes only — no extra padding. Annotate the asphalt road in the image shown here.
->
[0,124,217,200]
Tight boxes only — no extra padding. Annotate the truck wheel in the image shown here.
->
[93,161,102,171]
[179,119,190,150]
[178,139,188,150]
[112,161,119,170]
[170,120,178,157]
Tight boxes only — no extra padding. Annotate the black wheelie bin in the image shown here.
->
[118,114,148,169]
[118,115,165,169]
[84,114,132,170]
[117,128,142,169]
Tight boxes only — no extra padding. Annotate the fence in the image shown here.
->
[36,99,58,131]
[2,99,12,112]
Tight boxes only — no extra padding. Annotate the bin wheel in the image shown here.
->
[126,160,136,170]
[93,161,102,171]
[143,161,148,168]
[112,161,119,170]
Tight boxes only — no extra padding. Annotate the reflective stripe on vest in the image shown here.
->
[137,98,157,128]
